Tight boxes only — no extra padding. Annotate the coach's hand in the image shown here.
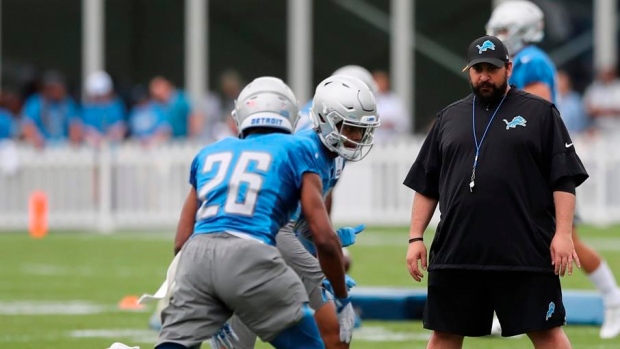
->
[209,322,238,349]
[550,232,580,277]
[406,240,427,282]
[336,224,366,247]
[335,297,356,343]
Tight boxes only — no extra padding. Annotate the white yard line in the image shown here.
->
[0,300,147,315]
[70,329,157,344]
[353,326,430,342]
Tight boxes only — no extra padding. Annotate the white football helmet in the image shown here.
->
[331,65,379,95]
[310,75,380,162]
[232,77,300,138]
[486,0,544,56]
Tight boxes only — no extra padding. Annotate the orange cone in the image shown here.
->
[118,295,144,311]
[28,191,48,239]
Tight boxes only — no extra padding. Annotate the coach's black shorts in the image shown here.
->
[423,269,566,337]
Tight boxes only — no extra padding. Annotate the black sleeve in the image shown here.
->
[403,116,442,199]
[553,176,576,195]
[544,105,589,188]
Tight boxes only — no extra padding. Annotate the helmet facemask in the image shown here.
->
[313,108,379,162]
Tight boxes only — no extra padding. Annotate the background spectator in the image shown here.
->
[372,70,411,142]
[128,85,171,147]
[149,76,198,139]
[202,69,243,141]
[21,70,81,147]
[82,71,127,147]
[556,70,590,135]
[583,67,620,135]
[0,106,15,140]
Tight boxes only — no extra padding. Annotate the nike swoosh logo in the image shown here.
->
[565,143,573,148]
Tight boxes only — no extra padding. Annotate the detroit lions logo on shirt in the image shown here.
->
[503,116,527,130]
[546,302,555,321]
[477,40,495,54]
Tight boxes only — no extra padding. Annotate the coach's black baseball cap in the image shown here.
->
[462,35,510,72]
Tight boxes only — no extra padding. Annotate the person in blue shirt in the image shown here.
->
[21,71,81,147]
[222,75,380,349]
[152,77,353,349]
[82,71,126,147]
[556,70,590,135]
[486,1,556,103]
[0,107,16,140]
[486,0,620,339]
[150,76,197,139]
[128,86,171,147]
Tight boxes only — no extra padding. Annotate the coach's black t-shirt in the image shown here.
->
[403,88,589,274]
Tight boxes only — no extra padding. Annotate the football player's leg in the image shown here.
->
[215,234,322,348]
[573,224,620,339]
[276,222,325,293]
[149,296,169,331]
[269,304,325,349]
[276,223,347,348]
[155,234,232,348]
[225,315,257,349]
[311,296,346,349]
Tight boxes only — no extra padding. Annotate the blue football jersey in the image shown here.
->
[292,129,345,244]
[189,133,322,245]
[510,45,558,103]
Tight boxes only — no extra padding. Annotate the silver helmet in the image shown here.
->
[486,0,544,56]
[232,77,300,138]
[331,65,379,95]
[309,75,380,161]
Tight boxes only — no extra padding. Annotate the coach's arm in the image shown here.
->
[406,192,438,282]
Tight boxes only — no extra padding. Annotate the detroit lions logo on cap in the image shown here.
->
[477,40,495,54]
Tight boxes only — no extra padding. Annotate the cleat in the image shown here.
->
[601,304,620,339]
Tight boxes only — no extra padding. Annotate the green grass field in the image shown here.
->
[1,225,620,348]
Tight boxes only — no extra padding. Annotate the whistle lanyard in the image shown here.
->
[470,94,507,192]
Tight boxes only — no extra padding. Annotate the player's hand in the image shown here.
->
[550,233,580,277]
[336,224,366,247]
[335,297,356,343]
[322,274,357,295]
[209,322,239,349]
[406,240,427,282]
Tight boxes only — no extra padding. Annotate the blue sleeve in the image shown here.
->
[513,58,555,90]
[180,92,192,114]
[288,138,322,189]
[189,155,199,189]
[111,99,126,125]
[22,96,40,124]
[67,98,81,123]
[155,107,172,132]
[10,116,19,137]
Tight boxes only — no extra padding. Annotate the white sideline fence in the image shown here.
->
[0,135,619,232]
